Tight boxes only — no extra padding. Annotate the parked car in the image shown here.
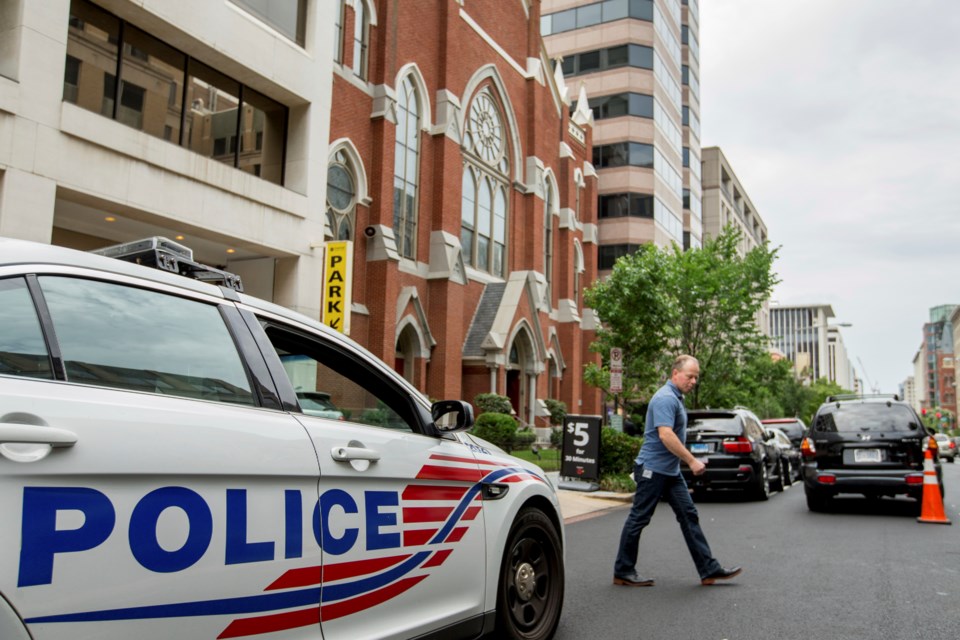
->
[766,426,802,484]
[296,390,345,420]
[801,394,943,512]
[760,417,806,447]
[682,407,784,500]
[0,237,566,640]
[934,433,956,462]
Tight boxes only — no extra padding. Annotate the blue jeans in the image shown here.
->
[614,464,722,579]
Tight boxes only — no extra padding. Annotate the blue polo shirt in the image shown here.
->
[635,380,687,476]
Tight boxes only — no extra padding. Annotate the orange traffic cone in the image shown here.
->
[917,448,951,525]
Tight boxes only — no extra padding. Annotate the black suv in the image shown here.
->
[682,407,784,500]
[801,394,943,512]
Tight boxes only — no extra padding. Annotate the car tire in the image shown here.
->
[753,462,771,501]
[770,459,785,492]
[805,489,829,512]
[494,507,564,640]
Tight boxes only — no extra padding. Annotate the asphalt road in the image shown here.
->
[554,462,960,640]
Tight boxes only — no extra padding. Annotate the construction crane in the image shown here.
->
[856,356,881,394]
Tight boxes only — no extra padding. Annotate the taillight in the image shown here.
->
[950,441,956,450]
[906,474,924,485]
[816,474,836,484]
[723,436,753,454]
[800,437,816,459]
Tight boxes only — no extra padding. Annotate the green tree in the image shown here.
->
[584,227,779,408]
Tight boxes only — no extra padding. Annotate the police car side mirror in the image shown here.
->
[432,400,474,433]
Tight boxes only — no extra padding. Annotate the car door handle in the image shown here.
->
[331,446,381,462]
[0,424,78,447]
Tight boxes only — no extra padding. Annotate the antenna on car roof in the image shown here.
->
[92,237,244,292]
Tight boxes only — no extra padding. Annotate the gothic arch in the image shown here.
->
[394,63,432,131]
[459,64,523,184]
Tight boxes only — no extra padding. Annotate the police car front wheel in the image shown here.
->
[495,507,564,640]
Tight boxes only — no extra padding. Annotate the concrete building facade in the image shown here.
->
[922,304,957,417]
[769,303,856,390]
[700,145,770,335]
[541,0,701,273]
[1,0,334,318]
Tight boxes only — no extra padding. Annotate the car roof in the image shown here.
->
[688,410,739,419]
[0,237,431,407]
[761,417,803,424]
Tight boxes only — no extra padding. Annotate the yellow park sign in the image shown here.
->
[322,241,352,334]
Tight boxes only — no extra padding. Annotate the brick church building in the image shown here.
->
[326,0,603,426]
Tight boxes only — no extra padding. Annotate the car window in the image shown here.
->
[38,276,255,405]
[264,324,419,433]
[775,421,804,438]
[814,403,919,433]
[0,278,53,380]
[688,416,741,435]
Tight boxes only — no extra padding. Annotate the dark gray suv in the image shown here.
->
[682,407,784,500]
[801,394,943,512]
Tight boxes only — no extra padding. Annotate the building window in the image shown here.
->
[574,241,584,306]
[230,0,307,46]
[599,192,654,219]
[393,76,420,260]
[541,0,653,36]
[64,0,287,186]
[334,0,345,62]
[352,0,370,79]
[598,244,643,270]
[561,43,653,77]
[544,180,555,306]
[327,151,357,240]
[593,142,654,169]
[461,90,509,277]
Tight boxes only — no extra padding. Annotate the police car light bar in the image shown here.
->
[92,236,244,292]
[93,236,194,261]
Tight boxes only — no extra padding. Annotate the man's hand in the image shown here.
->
[689,457,707,476]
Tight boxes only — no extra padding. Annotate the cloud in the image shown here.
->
[700,0,960,392]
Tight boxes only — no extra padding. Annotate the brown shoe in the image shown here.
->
[613,572,655,587]
[700,566,742,585]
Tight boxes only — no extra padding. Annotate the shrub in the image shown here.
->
[514,428,536,450]
[600,472,636,493]
[474,393,513,415]
[544,398,567,426]
[600,427,641,476]
[471,412,520,452]
[549,426,563,448]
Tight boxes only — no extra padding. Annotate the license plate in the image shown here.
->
[690,443,709,454]
[854,448,881,463]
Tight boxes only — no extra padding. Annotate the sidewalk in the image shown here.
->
[547,472,633,523]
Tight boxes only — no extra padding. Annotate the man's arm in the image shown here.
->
[657,426,706,475]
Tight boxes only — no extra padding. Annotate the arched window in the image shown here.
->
[461,90,509,277]
[393,76,420,259]
[574,241,585,307]
[544,180,555,307]
[327,150,357,240]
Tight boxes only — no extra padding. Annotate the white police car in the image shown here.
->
[0,237,564,640]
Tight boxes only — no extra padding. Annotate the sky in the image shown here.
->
[698,0,960,394]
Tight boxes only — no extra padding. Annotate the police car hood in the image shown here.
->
[460,433,547,479]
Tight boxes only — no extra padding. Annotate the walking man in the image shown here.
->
[613,355,742,587]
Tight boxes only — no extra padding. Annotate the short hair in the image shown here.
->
[672,355,698,374]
